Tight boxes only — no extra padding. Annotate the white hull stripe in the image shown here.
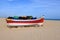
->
[11,18,43,21]
[7,23,43,26]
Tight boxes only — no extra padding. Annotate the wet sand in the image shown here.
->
[0,18,60,40]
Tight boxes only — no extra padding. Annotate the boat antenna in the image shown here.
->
[41,15,45,18]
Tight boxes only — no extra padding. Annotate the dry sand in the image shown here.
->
[0,18,60,40]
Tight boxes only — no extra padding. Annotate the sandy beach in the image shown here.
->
[0,18,60,40]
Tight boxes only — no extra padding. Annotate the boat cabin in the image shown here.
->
[7,16,37,20]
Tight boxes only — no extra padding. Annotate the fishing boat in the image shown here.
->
[6,16,44,27]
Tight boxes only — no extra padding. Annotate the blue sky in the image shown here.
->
[0,0,60,19]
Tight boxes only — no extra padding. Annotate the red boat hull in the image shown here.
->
[6,18,44,26]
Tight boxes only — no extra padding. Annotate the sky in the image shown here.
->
[0,0,60,19]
